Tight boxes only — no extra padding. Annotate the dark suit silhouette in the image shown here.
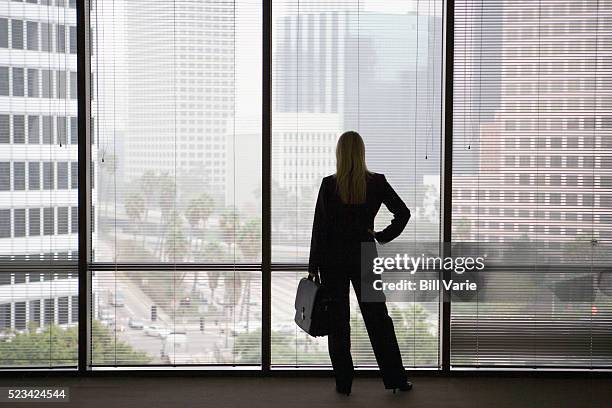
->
[308,172,410,391]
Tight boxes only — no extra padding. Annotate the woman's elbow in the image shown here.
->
[400,207,411,224]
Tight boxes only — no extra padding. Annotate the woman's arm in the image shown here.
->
[308,178,327,275]
[374,175,411,244]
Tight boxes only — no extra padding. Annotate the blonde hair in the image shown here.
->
[335,131,368,204]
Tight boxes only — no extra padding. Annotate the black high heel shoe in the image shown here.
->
[390,381,413,394]
[335,385,351,396]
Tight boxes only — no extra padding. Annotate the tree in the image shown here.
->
[233,328,262,364]
[0,322,150,366]
[185,193,215,259]
[392,304,438,366]
[162,211,189,263]
[0,325,78,366]
[139,170,157,222]
[124,192,145,238]
[185,193,214,231]
[234,329,296,364]
[234,219,261,323]
[342,303,438,367]
[157,173,176,224]
[237,218,261,262]
[91,321,152,365]
[133,170,178,260]
[218,208,239,247]
[196,242,227,301]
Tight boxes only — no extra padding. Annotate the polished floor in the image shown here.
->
[1,375,610,408]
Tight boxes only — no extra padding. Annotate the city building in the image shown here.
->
[453,0,612,244]
[0,0,79,333]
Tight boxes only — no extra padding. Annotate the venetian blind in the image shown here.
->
[90,0,263,366]
[271,0,443,367]
[452,0,612,367]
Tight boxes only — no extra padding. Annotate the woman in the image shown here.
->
[308,131,413,396]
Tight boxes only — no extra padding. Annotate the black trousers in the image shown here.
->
[321,266,407,389]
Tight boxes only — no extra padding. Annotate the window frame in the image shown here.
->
[0,0,605,374]
[75,0,539,374]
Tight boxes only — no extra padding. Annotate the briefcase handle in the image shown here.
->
[307,272,321,285]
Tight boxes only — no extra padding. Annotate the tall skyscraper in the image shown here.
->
[122,0,234,203]
[0,0,79,334]
[272,8,442,261]
[274,8,442,191]
[453,0,611,244]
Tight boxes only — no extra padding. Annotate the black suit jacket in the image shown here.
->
[308,172,411,274]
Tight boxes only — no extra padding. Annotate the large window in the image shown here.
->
[2,0,610,372]
[452,0,612,367]
[0,0,78,368]
[90,0,262,365]
[271,0,443,367]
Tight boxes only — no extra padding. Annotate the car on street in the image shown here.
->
[128,318,144,329]
[144,324,171,338]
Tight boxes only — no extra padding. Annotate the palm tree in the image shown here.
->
[150,173,176,258]
[218,208,239,249]
[162,211,189,263]
[193,242,227,300]
[124,192,145,239]
[185,193,215,255]
[233,219,261,322]
[237,218,261,262]
[157,173,176,224]
[139,169,157,223]
[185,193,214,229]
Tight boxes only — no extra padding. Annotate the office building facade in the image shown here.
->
[0,0,78,336]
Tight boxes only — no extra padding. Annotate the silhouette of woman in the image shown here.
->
[308,131,413,395]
